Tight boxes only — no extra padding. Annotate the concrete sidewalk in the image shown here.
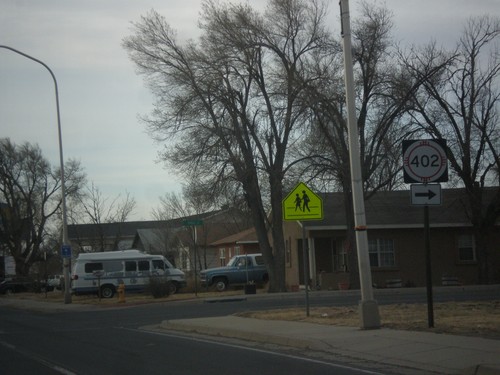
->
[160,316,500,375]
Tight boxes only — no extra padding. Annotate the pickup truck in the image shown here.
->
[200,253,269,292]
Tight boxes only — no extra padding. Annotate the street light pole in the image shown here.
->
[338,1,380,328]
[0,45,72,304]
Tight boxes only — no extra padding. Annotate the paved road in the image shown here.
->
[0,299,382,375]
[1,285,499,374]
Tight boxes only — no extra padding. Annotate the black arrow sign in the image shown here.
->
[415,190,436,200]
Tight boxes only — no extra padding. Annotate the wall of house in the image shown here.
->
[372,226,500,287]
[283,222,500,290]
[283,221,303,290]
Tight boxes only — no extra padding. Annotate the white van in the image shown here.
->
[71,250,186,298]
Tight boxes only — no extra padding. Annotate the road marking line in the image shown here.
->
[0,339,77,375]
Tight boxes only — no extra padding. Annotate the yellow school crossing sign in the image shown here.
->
[283,182,323,221]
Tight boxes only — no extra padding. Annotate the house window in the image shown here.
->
[219,248,226,266]
[458,234,476,262]
[368,239,395,267]
[234,246,241,256]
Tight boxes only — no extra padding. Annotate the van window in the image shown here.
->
[152,260,164,270]
[138,260,150,271]
[103,261,123,273]
[125,261,137,272]
[85,263,103,273]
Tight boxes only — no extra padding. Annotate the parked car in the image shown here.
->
[0,277,50,294]
[200,253,269,292]
[47,275,63,290]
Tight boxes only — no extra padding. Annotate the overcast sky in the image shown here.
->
[1,0,498,221]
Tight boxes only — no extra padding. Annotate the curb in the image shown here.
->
[160,319,315,350]
[204,297,247,303]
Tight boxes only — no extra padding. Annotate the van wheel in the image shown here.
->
[214,278,228,292]
[168,281,178,295]
[100,285,115,299]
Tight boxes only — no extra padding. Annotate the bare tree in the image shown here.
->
[297,2,444,286]
[124,0,332,292]
[0,138,85,275]
[70,182,136,251]
[152,192,189,221]
[405,16,500,283]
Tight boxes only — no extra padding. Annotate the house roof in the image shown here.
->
[132,228,171,251]
[303,187,499,229]
[67,211,221,239]
[69,208,254,250]
[210,227,258,246]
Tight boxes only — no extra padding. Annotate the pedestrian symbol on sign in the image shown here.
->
[282,182,323,221]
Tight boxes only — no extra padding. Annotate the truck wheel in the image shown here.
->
[214,278,228,292]
[100,285,115,298]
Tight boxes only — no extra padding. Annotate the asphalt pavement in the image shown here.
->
[160,315,500,375]
[2,286,500,375]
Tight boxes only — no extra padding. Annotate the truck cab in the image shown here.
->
[200,253,268,292]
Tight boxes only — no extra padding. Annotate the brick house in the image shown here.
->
[209,227,260,267]
[283,188,500,290]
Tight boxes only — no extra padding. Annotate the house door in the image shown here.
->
[314,237,335,274]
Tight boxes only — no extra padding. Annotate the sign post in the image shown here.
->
[183,219,203,296]
[283,182,323,317]
[403,139,448,328]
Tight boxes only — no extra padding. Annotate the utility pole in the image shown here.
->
[0,45,71,304]
[339,0,380,329]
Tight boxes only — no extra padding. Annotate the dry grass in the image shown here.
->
[237,301,500,339]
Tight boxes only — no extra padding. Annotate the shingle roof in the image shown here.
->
[304,187,499,228]
[210,227,258,246]
[67,211,221,239]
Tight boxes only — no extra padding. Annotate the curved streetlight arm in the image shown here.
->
[0,45,71,304]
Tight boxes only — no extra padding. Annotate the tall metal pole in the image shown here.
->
[301,222,310,317]
[424,205,434,327]
[194,226,198,297]
[338,1,380,329]
[0,45,72,304]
